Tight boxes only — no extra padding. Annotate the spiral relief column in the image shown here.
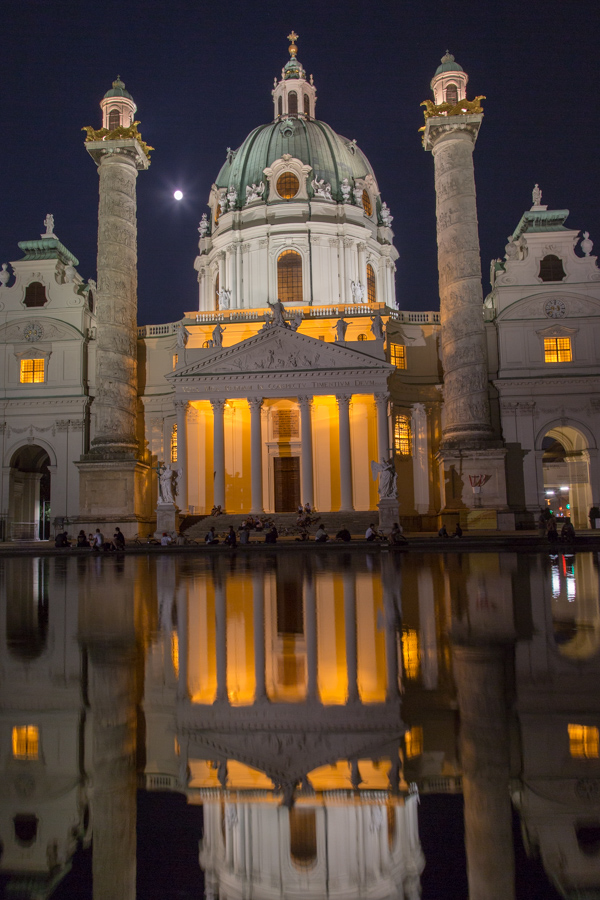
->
[76,79,152,534]
[422,55,509,518]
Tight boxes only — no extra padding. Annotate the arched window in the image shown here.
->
[445,83,458,105]
[278,96,283,117]
[394,415,412,455]
[362,190,373,216]
[289,808,317,868]
[276,172,300,200]
[214,273,220,309]
[366,264,376,303]
[24,282,47,308]
[277,250,302,304]
[303,94,310,117]
[288,91,298,115]
[108,109,120,130]
[357,333,367,341]
[539,254,566,282]
[171,424,178,463]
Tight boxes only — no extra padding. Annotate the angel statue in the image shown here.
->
[371,457,398,500]
[159,464,176,504]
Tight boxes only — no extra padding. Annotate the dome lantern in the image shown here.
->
[100,76,137,131]
[272,32,317,121]
[430,52,468,106]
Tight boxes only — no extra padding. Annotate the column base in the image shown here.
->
[378,497,400,530]
[74,458,152,537]
[437,447,509,511]
[155,503,180,538]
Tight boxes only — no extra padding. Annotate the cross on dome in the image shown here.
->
[287,30,299,57]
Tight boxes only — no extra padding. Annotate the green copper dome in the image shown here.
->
[215,117,376,204]
[103,76,133,101]
[434,52,464,76]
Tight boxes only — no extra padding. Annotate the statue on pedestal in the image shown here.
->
[371,457,398,500]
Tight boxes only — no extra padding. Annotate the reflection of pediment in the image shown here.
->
[185,728,403,785]
[180,701,403,783]
[171,325,392,385]
[498,292,600,321]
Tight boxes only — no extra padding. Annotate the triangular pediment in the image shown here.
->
[170,325,393,381]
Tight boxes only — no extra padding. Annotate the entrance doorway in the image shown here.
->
[541,426,592,529]
[8,445,51,540]
[274,457,300,512]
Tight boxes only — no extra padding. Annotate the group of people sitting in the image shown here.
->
[437,523,463,539]
[296,502,316,528]
[205,521,279,547]
[310,522,406,544]
[539,511,576,543]
[56,527,126,550]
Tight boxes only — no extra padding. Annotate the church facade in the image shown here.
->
[1,43,599,538]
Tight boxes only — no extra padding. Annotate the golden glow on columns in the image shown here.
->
[12,725,39,760]
[569,724,599,758]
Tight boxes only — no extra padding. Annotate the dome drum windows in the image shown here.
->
[288,91,298,116]
[108,109,121,130]
[276,172,300,200]
[277,249,303,304]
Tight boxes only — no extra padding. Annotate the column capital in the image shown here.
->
[375,392,390,406]
[357,242,367,252]
[210,399,226,414]
[336,393,352,407]
[174,399,189,412]
[248,397,264,413]
[297,394,314,410]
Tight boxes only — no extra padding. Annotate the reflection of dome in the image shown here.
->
[215,118,377,206]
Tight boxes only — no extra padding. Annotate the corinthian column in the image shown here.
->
[76,82,151,535]
[336,394,353,511]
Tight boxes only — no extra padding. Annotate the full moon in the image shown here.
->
[173,190,183,201]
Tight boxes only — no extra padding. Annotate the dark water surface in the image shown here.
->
[1,549,598,898]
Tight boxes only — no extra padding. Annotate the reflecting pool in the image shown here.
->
[1,549,599,899]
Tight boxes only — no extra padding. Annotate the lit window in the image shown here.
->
[276,172,300,200]
[402,627,420,680]
[288,91,298,116]
[445,83,458,104]
[173,354,178,370]
[569,724,599,759]
[357,333,367,341]
[390,343,406,369]
[108,109,120,129]
[394,415,411,456]
[170,424,178,463]
[24,282,47,308]
[20,359,44,383]
[171,630,179,678]
[539,254,566,282]
[544,337,572,363]
[366,264,376,303]
[277,249,302,303]
[405,726,423,758]
[362,190,373,216]
[12,725,39,760]
[174,737,180,756]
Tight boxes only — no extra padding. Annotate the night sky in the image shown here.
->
[1,0,598,325]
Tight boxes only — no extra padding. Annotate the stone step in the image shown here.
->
[183,510,382,540]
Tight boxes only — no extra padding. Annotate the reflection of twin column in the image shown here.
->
[206,392,389,513]
[206,569,400,705]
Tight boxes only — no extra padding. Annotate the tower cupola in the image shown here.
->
[100,76,137,130]
[272,32,317,120]
[430,52,468,106]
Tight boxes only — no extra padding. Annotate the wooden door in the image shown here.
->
[274,457,300,512]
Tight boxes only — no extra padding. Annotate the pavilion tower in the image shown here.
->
[76,78,152,534]
[422,54,510,523]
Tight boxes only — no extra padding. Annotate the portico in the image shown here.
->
[167,325,393,514]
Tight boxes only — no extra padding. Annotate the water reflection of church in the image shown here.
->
[1,550,600,898]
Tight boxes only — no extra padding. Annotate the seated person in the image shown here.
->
[224,525,237,547]
[315,524,328,543]
[365,523,379,541]
[205,527,219,544]
[264,525,278,543]
[239,527,250,544]
[336,526,352,542]
[160,532,172,547]
[438,524,449,538]
[453,523,463,538]
[561,521,576,541]
[389,523,406,544]
[76,530,90,548]
[304,502,312,515]
[55,531,70,548]
[254,518,265,532]
[113,527,126,550]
